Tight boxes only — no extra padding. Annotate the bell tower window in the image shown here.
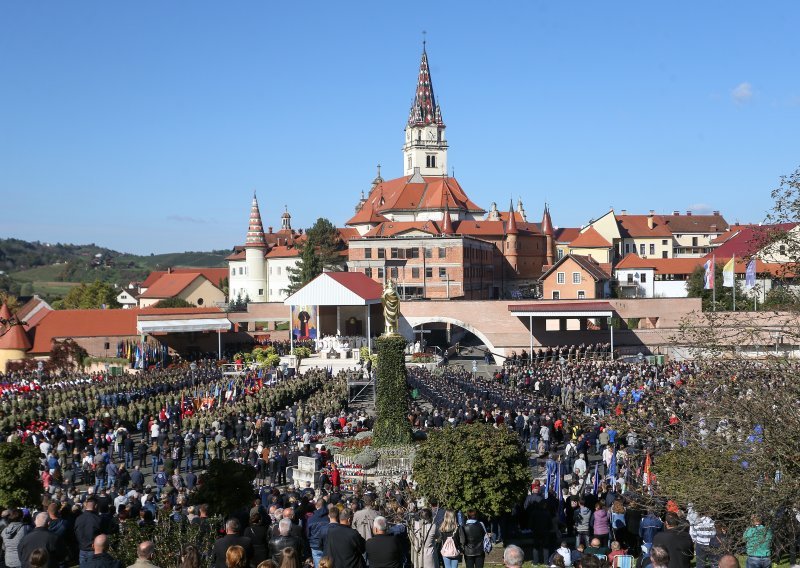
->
[426,155,436,168]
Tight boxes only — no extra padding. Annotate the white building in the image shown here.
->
[227,195,301,304]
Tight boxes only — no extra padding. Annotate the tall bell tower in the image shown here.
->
[403,43,448,177]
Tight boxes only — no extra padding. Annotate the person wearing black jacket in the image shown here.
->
[652,514,694,568]
[244,513,270,567]
[456,510,487,568]
[268,518,302,565]
[323,508,366,568]
[19,513,65,568]
[365,516,402,568]
[74,499,102,567]
[211,519,253,568]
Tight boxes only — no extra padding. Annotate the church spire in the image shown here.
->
[506,200,519,235]
[408,44,444,127]
[245,193,267,249]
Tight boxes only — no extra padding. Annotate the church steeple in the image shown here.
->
[245,192,267,249]
[403,43,448,176]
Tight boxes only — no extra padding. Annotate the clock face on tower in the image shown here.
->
[427,130,436,141]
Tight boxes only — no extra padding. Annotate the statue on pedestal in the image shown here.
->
[382,280,400,336]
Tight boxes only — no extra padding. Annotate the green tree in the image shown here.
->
[413,422,529,518]
[762,285,800,310]
[373,335,413,447]
[188,459,256,517]
[285,218,343,294]
[151,297,195,308]
[60,280,121,309]
[686,263,744,311]
[0,440,42,508]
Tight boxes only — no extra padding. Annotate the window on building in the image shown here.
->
[439,267,447,279]
[557,272,565,284]
[577,291,586,299]
[231,268,235,276]
[780,244,787,256]
[639,244,645,256]
[627,274,634,284]
[407,247,419,259]
[557,249,564,260]
[640,273,647,283]
[239,267,243,275]
[391,267,398,279]
[426,155,436,168]
[378,248,385,259]
[662,239,669,245]
[412,267,420,279]
[572,272,581,284]
[104,342,110,350]
[438,247,446,258]
[377,268,384,279]
[425,267,433,278]
[425,247,432,259]
[407,156,412,170]
[625,243,631,253]
[197,298,204,306]
[552,290,560,300]
[662,251,668,259]
[365,268,373,278]
[365,248,372,259]
[692,237,699,247]
[258,289,263,296]
[649,244,655,255]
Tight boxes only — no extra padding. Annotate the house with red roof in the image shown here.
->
[540,254,612,300]
[137,272,225,308]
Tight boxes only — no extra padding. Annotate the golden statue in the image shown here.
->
[382,280,400,335]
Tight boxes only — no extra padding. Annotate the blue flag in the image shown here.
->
[745,258,757,288]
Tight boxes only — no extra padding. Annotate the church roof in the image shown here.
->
[363,221,441,238]
[346,204,390,226]
[347,175,484,225]
[408,46,444,127]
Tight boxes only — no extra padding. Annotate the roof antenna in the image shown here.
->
[451,166,455,178]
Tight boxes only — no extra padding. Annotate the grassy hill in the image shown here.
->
[0,238,229,302]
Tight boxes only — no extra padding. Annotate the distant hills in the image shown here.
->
[0,238,228,301]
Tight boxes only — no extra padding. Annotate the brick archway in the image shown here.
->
[400,315,502,364]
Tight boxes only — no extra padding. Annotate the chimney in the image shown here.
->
[712,210,720,216]
[686,210,692,216]
[620,209,627,216]
[268,226,273,234]
[167,267,172,274]
[649,209,655,216]
[647,215,654,230]
[673,211,679,216]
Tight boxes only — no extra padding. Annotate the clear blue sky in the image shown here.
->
[2,1,799,254]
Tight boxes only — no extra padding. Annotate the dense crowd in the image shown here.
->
[0,351,789,568]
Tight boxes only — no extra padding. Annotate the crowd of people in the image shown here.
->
[0,350,788,568]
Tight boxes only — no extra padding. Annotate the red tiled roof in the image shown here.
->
[0,324,32,350]
[570,226,612,248]
[709,223,797,260]
[325,272,383,301]
[0,303,11,322]
[29,307,223,353]
[141,268,228,289]
[226,248,246,261]
[346,206,390,226]
[554,227,581,244]
[617,215,673,238]
[664,213,729,233]
[138,273,204,299]
[363,221,441,238]
[30,309,139,353]
[509,301,613,313]
[266,245,301,258]
[337,227,360,242]
[615,253,703,275]
[540,254,610,282]
[349,175,485,222]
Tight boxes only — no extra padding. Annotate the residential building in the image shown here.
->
[540,254,611,300]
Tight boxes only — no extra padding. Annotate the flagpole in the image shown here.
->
[732,254,736,312]
[712,255,716,311]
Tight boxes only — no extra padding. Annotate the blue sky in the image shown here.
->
[2,1,799,254]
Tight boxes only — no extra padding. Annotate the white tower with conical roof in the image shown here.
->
[229,193,268,303]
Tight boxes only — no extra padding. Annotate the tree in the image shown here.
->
[188,459,256,517]
[0,440,42,508]
[285,218,343,294]
[151,297,195,308]
[60,280,121,309]
[373,335,413,446]
[686,263,744,311]
[413,422,529,518]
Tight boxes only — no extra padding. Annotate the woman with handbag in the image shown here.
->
[437,511,461,568]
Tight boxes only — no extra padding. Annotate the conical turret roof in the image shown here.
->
[506,200,519,235]
[408,45,445,127]
[245,193,267,249]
